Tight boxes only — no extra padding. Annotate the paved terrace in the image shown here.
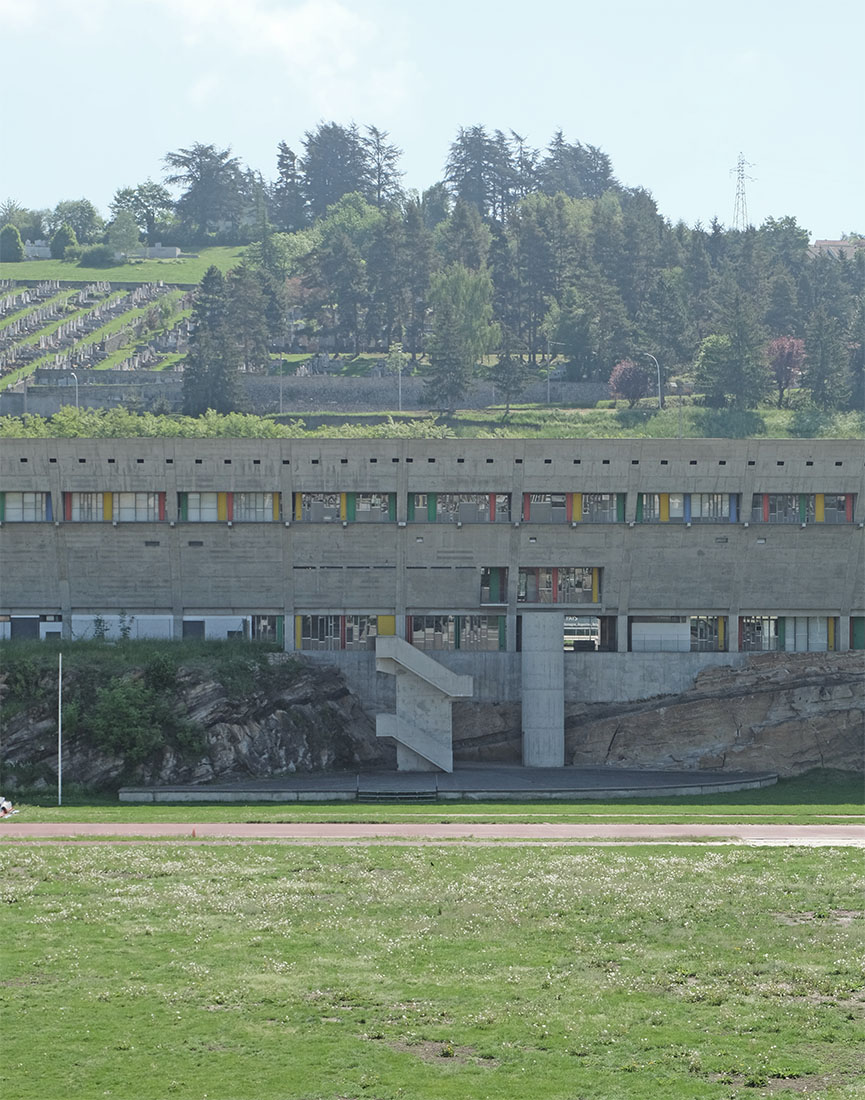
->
[117,764,779,804]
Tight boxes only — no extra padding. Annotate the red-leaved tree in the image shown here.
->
[609,359,650,407]
[767,336,805,408]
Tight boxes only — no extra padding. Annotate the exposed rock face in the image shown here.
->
[1,658,394,790]
[454,653,864,777]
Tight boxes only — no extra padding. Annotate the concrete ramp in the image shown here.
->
[375,636,474,773]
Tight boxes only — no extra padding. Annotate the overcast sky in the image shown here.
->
[3,0,862,239]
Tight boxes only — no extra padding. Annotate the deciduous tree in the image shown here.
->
[766,336,805,408]
[609,359,650,407]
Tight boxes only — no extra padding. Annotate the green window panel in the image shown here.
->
[616,494,626,522]
[852,618,865,650]
[178,493,188,521]
[346,493,356,522]
[635,495,644,522]
[427,492,437,522]
[406,495,415,521]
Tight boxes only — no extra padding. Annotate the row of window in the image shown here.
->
[5,613,862,652]
[297,613,855,653]
[0,491,857,524]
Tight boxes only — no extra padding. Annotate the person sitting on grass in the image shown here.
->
[0,796,18,818]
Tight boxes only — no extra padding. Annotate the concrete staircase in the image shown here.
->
[375,636,473,773]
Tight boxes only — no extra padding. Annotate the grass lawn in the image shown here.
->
[8,772,863,826]
[0,247,245,286]
[0,844,861,1099]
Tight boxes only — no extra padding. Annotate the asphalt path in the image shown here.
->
[1,822,863,845]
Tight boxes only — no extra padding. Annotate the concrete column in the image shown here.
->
[728,613,740,652]
[521,612,564,767]
[617,613,629,653]
[837,615,850,652]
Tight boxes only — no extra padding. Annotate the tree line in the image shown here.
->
[2,122,863,415]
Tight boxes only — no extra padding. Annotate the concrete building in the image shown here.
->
[1,437,863,767]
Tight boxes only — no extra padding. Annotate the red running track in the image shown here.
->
[0,822,863,845]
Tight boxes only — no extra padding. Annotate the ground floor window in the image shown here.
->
[739,615,840,652]
[563,616,618,652]
[408,615,505,651]
[296,614,394,650]
[629,616,728,652]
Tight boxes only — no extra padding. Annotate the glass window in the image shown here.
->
[234,492,276,522]
[558,567,596,603]
[525,494,567,523]
[480,567,508,604]
[823,494,852,523]
[300,614,341,650]
[740,616,781,652]
[582,494,617,522]
[691,493,731,521]
[354,493,390,522]
[299,493,340,522]
[69,492,102,521]
[186,492,219,521]
[410,615,503,651]
[689,616,728,652]
[114,492,160,521]
[3,492,49,521]
[640,494,660,521]
[344,615,378,650]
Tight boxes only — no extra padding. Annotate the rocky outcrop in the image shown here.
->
[454,653,864,776]
[1,657,394,791]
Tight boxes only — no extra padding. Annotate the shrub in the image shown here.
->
[50,223,78,259]
[0,223,24,262]
[87,678,164,764]
[79,244,117,268]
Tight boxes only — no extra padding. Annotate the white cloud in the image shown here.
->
[140,0,412,114]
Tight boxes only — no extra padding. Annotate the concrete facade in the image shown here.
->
[1,436,863,717]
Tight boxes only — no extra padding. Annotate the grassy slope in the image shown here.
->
[1,843,862,1100]
[0,246,245,286]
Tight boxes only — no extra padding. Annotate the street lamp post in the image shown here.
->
[669,381,683,437]
[69,370,79,410]
[641,353,662,409]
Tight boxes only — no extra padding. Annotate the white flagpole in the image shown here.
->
[57,652,63,807]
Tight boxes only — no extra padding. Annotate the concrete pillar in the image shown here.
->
[617,613,629,653]
[521,612,565,767]
[838,615,850,652]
